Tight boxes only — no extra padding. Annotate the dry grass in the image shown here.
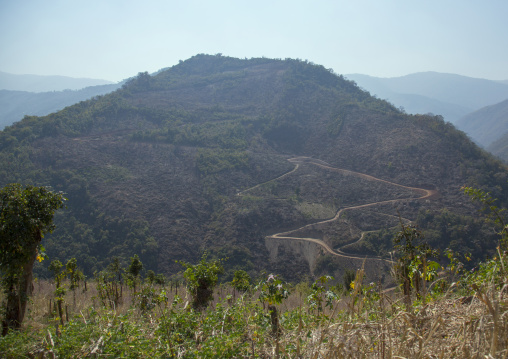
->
[1,261,507,358]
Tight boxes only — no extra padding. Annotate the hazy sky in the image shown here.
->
[1,0,507,82]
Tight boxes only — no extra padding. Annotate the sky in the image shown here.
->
[1,0,507,83]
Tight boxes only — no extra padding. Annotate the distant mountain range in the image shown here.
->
[0,71,114,92]
[456,99,508,148]
[0,72,122,129]
[4,70,508,155]
[0,85,122,129]
[1,55,506,282]
[346,72,508,125]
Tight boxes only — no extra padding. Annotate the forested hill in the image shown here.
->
[0,54,507,282]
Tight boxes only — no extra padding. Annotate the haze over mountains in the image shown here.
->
[0,71,114,92]
[456,99,508,147]
[4,69,508,161]
[346,72,508,125]
[347,72,508,161]
[0,72,121,130]
[1,55,507,282]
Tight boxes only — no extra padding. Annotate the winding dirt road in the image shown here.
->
[239,157,437,265]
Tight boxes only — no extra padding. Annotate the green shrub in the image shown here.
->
[179,253,224,310]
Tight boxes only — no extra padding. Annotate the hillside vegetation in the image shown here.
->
[0,84,121,129]
[1,233,507,358]
[0,54,507,283]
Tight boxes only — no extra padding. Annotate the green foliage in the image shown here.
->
[48,260,65,288]
[145,270,156,285]
[127,254,143,278]
[0,184,65,333]
[0,184,66,278]
[93,257,125,309]
[196,148,249,176]
[94,271,122,309]
[327,115,344,137]
[2,54,508,289]
[256,274,290,306]
[66,258,84,291]
[1,250,508,357]
[393,223,439,302]
[125,254,143,293]
[179,253,225,310]
[415,208,496,263]
[464,247,507,291]
[343,269,356,292]
[230,270,251,292]
[307,275,338,317]
[154,273,166,286]
[48,259,67,326]
[458,186,508,295]
[462,186,508,250]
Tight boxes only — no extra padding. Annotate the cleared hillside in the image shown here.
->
[0,55,506,283]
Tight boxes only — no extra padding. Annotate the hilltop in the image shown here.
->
[0,54,506,283]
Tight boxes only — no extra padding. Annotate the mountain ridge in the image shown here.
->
[0,71,114,92]
[457,98,508,148]
[0,83,122,129]
[346,72,508,124]
[1,54,506,282]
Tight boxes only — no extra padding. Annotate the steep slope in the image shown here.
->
[0,55,506,283]
[457,99,508,148]
[488,133,508,162]
[0,84,121,129]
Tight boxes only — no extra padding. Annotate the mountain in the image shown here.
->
[0,71,114,92]
[456,99,508,148]
[488,132,508,162]
[0,84,122,129]
[346,72,508,124]
[1,55,506,283]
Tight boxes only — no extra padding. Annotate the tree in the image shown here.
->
[48,260,66,327]
[393,223,439,310]
[0,184,65,335]
[180,253,224,310]
[127,254,143,293]
[462,186,508,250]
[230,269,251,292]
[66,257,84,306]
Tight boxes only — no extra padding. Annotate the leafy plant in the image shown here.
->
[306,275,337,317]
[343,269,356,293]
[179,253,224,310]
[393,223,439,308]
[94,257,124,309]
[48,260,67,326]
[126,254,143,293]
[256,274,290,306]
[230,269,251,292]
[0,184,65,335]
[256,274,290,337]
[462,186,508,250]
